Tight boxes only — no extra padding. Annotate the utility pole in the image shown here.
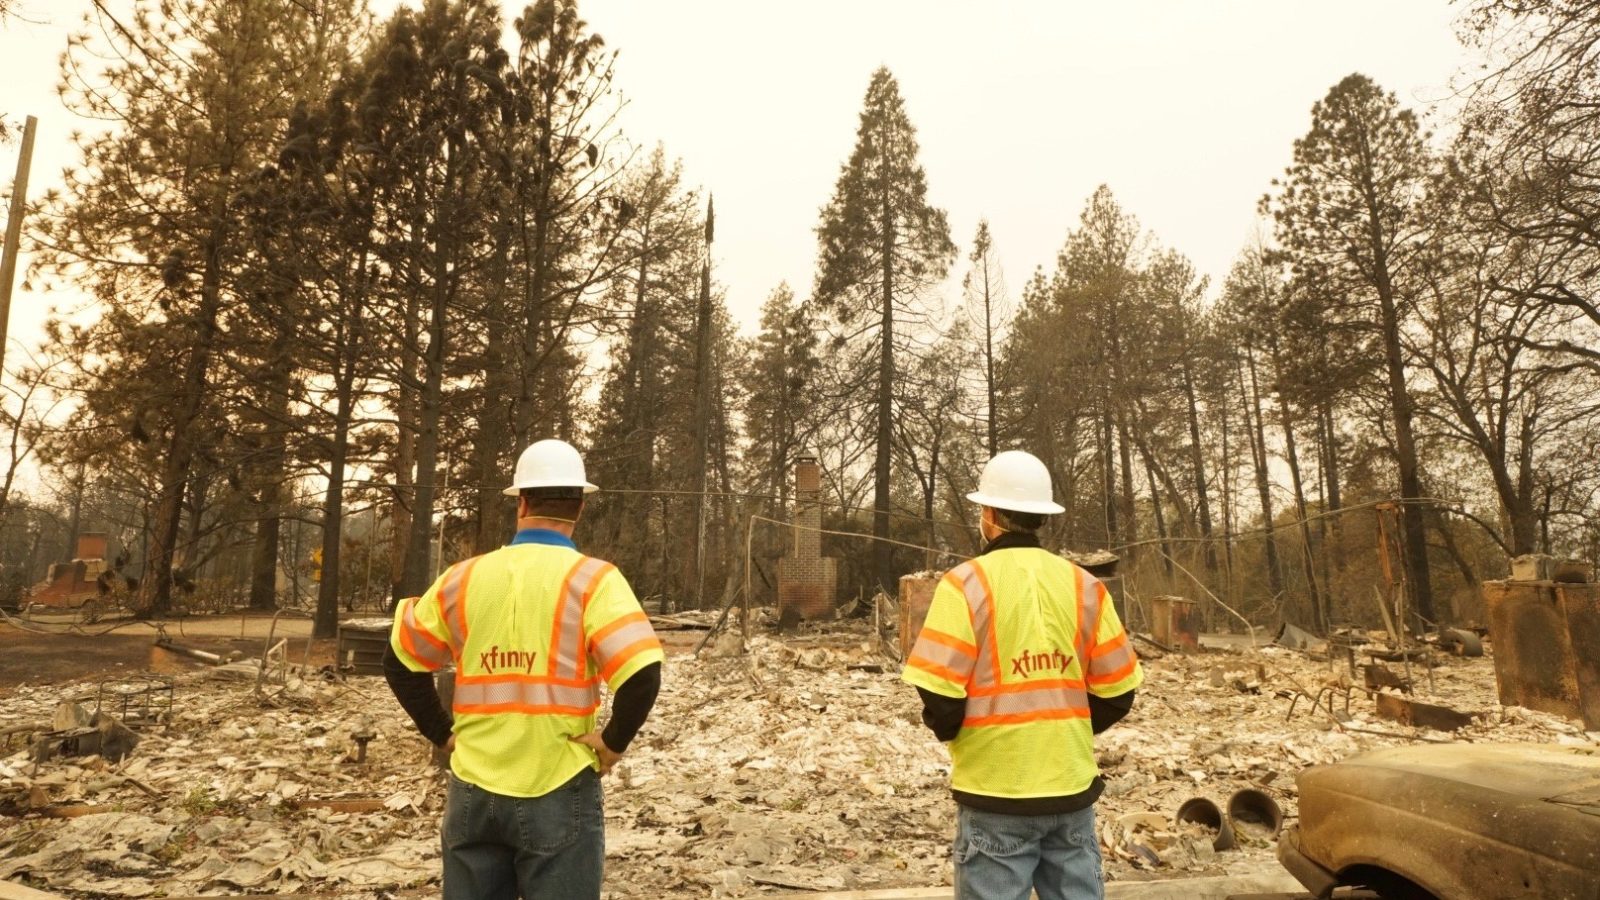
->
[0,115,38,377]
[690,197,714,611]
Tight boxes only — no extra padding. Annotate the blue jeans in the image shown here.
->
[953,804,1104,900]
[442,768,603,900]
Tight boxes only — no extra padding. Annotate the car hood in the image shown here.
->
[1334,743,1600,815]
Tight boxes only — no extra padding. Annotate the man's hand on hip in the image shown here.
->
[569,732,621,775]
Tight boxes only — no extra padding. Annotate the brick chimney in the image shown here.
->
[75,532,109,561]
[777,454,837,620]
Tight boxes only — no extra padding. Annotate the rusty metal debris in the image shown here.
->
[1150,596,1201,651]
[1483,563,1600,728]
[1361,663,1411,695]
[1373,693,1476,732]
[80,676,174,727]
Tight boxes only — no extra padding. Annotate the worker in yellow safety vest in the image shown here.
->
[902,450,1142,900]
[384,439,664,900]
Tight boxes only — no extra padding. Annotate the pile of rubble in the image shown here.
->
[0,669,441,897]
[1,620,1594,898]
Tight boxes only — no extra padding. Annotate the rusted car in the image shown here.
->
[1278,744,1600,899]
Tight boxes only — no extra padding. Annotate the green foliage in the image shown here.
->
[812,67,954,590]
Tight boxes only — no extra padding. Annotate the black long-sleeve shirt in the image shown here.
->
[383,644,660,752]
[912,530,1138,815]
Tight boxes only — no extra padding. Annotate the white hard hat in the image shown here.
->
[966,450,1065,515]
[503,439,599,497]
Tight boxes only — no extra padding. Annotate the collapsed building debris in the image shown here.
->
[28,703,139,765]
[1,613,1595,898]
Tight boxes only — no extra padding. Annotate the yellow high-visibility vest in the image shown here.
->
[902,547,1142,800]
[390,542,663,798]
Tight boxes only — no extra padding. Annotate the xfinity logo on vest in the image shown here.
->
[1010,648,1073,677]
[479,646,539,674]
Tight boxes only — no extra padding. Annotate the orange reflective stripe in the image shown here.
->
[968,677,1086,696]
[964,708,1092,727]
[458,671,596,688]
[909,631,977,678]
[579,561,616,614]
[597,637,661,682]
[438,559,479,655]
[917,628,978,659]
[399,596,451,668]
[907,655,970,687]
[589,611,656,673]
[971,563,1003,685]
[1076,566,1100,660]
[589,611,648,647]
[452,677,599,716]
[1088,656,1138,686]
[1090,632,1129,660]
[1091,642,1137,679]
[948,556,1100,729]
[1077,568,1137,685]
[551,556,611,679]
[947,562,1003,688]
[964,683,1090,724]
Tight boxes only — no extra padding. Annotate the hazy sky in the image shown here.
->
[2,0,1474,350]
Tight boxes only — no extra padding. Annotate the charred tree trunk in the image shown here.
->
[1181,360,1217,573]
[1100,410,1118,547]
[1241,349,1284,605]
[873,154,896,593]
[1278,398,1323,632]
[248,334,293,610]
[401,142,459,598]
[1144,451,1174,580]
[139,219,226,618]
[315,367,355,638]
[1370,231,1437,624]
[472,224,516,554]
[1117,414,1138,546]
